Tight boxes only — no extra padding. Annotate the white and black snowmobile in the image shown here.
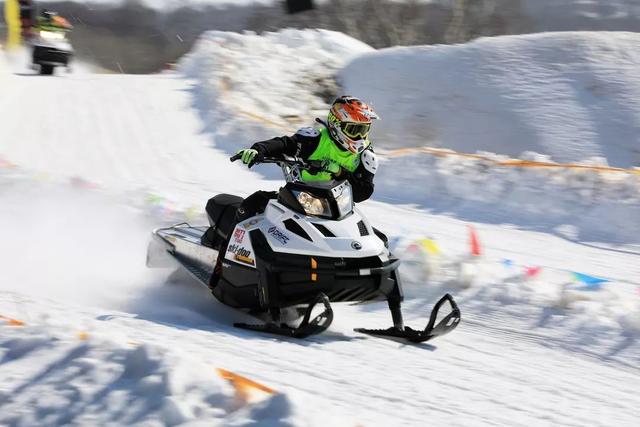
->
[31,27,73,75]
[146,155,461,341]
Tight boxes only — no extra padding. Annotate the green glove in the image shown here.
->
[237,149,260,166]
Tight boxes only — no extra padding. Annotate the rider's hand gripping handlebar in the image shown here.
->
[230,154,331,179]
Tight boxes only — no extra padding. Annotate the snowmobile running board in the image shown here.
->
[234,293,334,339]
[354,294,461,343]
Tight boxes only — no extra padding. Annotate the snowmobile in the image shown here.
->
[30,25,73,75]
[146,155,461,341]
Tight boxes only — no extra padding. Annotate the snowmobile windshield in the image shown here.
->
[278,180,353,220]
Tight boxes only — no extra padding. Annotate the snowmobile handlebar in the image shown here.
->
[229,154,326,175]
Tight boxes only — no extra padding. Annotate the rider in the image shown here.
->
[234,95,380,221]
[35,9,72,32]
[206,95,380,287]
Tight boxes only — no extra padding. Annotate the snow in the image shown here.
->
[376,152,640,243]
[342,31,640,167]
[2,29,640,426]
[181,30,640,243]
[0,328,235,426]
[179,29,373,142]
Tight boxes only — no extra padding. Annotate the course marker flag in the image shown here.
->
[525,266,542,278]
[419,238,440,255]
[217,368,276,404]
[406,243,420,253]
[468,225,482,257]
[572,272,608,289]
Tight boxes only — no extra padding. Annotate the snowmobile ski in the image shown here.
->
[354,294,461,343]
[233,293,333,338]
[234,293,334,339]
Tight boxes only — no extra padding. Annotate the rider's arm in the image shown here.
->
[250,128,320,158]
[344,148,378,203]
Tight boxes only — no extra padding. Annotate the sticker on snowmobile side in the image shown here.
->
[267,226,289,245]
[233,228,245,243]
[242,217,263,229]
[227,244,255,267]
[234,253,255,266]
[225,226,256,268]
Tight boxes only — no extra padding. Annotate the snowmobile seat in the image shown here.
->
[201,194,243,250]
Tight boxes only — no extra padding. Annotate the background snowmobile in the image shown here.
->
[146,155,461,341]
[30,11,73,75]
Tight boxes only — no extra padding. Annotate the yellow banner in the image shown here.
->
[4,0,22,49]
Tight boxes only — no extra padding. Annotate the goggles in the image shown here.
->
[341,122,371,139]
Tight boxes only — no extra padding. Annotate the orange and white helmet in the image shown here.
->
[327,96,379,154]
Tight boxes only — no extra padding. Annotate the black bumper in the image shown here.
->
[252,230,401,307]
[33,45,72,66]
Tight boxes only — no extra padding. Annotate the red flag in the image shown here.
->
[468,225,482,257]
[525,266,542,277]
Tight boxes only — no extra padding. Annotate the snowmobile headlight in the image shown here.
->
[295,191,331,217]
[335,184,353,217]
[40,31,65,41]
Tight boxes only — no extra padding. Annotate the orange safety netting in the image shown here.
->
[382,147,640,175]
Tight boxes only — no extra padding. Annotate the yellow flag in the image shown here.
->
[4,0,22,49]
[419,238,441,255]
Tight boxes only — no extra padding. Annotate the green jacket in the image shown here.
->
[251,126,379,202]
[35,16,71,33]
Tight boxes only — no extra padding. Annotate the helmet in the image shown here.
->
[41,10,57,20]
[327,96,379,154]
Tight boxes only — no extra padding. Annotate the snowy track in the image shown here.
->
[0,71,268,200]
[2,286,639,426]
[1,56,640,425]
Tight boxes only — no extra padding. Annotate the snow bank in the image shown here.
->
[0,328,233,426]
[393,236,640,360]
[182,29,640,243]
[0,309,347,426]
[377,152,640,243]
[342,31,640,168]
[179,29,373,158]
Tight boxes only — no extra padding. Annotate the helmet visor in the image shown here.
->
[341,122,371,139]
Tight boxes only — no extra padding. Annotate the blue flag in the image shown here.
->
[572,272,609,289]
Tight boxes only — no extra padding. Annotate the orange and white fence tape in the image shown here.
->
[382,146,640,175]
[0,314,25,326]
